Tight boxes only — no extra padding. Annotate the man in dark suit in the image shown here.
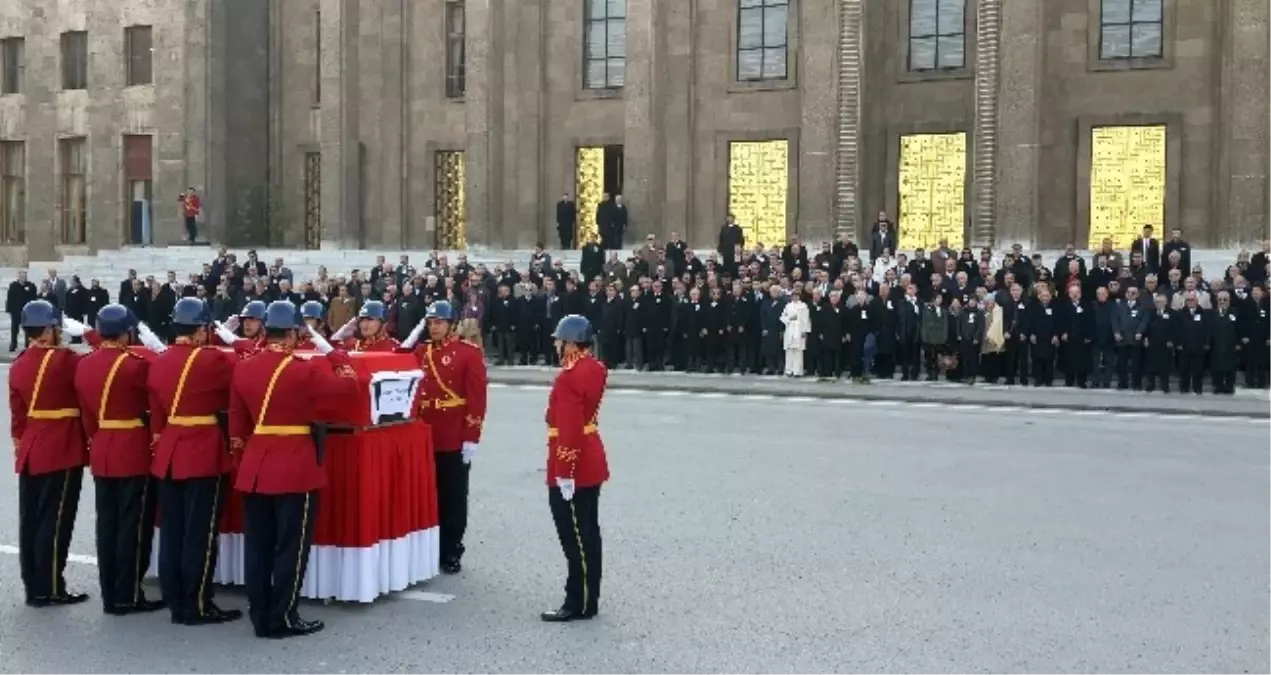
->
[1130,224,1161,274]
[869,211,895,261]
[5,270,37,351]
[556,193,577,250]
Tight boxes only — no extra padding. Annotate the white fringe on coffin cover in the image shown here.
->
[148,527,440,603]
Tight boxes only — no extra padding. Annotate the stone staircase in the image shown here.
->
[0,245,1244,350]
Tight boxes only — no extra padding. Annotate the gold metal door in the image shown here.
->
[303,152,321,250]
[1088,125,1166,250]
[897,132,966,251]
[434,150,467,249]
[727,140,790,248]
[575,146,605,248]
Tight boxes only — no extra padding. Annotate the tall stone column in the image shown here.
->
[464,0,500,247]
[1218,0,1270,246]
[993,0,1042,248]
[319,0,361,247]
[23,3,57,262]
[970,0,1001,247]
[832,0,863,237]
[623,0,658,242]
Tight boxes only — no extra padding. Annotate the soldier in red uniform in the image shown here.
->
[295,301,327,351]
[72,304,166,615]
[213,300,267,356]
[8,300,91,607]
[406,300,488,574]
[147,297,244,625]
[540,314,609,623]
[230,301,359,639]
[332,300,399,352]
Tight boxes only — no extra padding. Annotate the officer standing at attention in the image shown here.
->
[213,300,268,356]
[330,300,400,352]
[541,314,610,622]
[72,304,166,615]
[230,301,359,639]
[403,300,488,574]
[9,299,91,607]
[295,301,328,350]
[147,297,244,625]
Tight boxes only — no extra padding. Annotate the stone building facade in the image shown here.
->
[0,0,1266,263]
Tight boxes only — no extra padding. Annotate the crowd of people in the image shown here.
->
[6,221,1270,394]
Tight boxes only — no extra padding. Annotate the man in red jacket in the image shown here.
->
[148,297,243,625]
[230,301,359,639]
[72,304,165,615]
[408,300,488,574]
[8,299,91,607]
[540,314,609,623]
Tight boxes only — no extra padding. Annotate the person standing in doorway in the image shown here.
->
[178,188,201,244]
[556,193,577,250]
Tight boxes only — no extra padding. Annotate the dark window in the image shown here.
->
[125,26,153,86]
[1,38,23,95]
[445,1,466,98]
[0,141,25,243]
[59,137,87,245]
[60,31,87,90]
[908,0,965,71]
[737,0,789,82]
[1099,0,1163,60]
[583,0,626,89]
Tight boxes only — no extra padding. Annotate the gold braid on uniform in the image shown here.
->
[560,351,584,371]
[555,446,581,464]
[265,342,292,354]
[465,414,483,428]
[333,364,356,379]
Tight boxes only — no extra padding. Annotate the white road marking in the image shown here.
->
[0,543,97,566]
[396,590,456,604]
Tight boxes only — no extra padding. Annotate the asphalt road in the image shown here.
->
[0,379,1266,673]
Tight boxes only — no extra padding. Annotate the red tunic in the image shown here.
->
[147,342,238,479]
[341,335,400,353]
[230,347,360,494]
[545,352,609,488]
[73,345,154,478]
[9,345,88,475]
[407,337,488,452]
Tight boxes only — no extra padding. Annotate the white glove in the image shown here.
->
[461,442,477,465]
[213,321,238,345]
[62,316,87,337]
[556,477,575,502]
[329,317,357,342]
[224,315,241,333]
[136,322,167,352]
[400,318,428,350]
[306,326,335,354]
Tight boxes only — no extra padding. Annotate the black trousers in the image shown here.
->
[875,352,896,379]
[728,335,753,373]
[601,338,621,369]
[818,343,842,377]
[243,492,318,635]
[9,312,20,350]
[1006,339,1029,384]
[1177,351,1206,394]
[95,475,157,609]
[435,451,471,564]
[1211,369,1237,394]
[158,474,227,620]
[897,340,921,380]
[1032,355,1055,386]
[558,226,574,250]
[1116,345,1143,389]
[549,485,602,615]
[184,216,198,243]
[645,334,667,371]
[1247,344,1270,388]
[847,338,865,377]
[958,343,980,381]
[539,332,559,366]
[922,344,942,379]
[18,467,84,600]
[492,331,515,365]
[624,336,644,370]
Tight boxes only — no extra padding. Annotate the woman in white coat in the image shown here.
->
[779,288,812,376]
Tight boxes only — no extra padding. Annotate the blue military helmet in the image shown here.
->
[95,303,136,337]
[240,300,268,321]
[171,297,211,326]
[425,300,454,322]
[20,299,60,328]
[552,314,594,345]
[264,300,301,330]
[359,300,387,321]
[301,300,325,321]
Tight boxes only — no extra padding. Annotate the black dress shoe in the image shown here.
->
[265,618,325,639]
[441,559,462,575]
[174,606,243,626]
[540,606,595,623]
[30,592,90,608]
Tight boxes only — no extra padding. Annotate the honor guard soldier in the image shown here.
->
[148,297,245,625]
[9,299,91,607]
[295,301,327,350]
[406,300,488,574]
[230,301,359,639]
[214,300,268,356]
[331,300,399,352]
[541,314,609,623]
[72,304,167,615]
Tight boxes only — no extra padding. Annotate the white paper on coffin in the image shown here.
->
[368,369,425,425]
[148,527,440,604]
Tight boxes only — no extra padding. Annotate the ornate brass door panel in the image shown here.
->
[727,140,789,249]
[1089,125,1166,250]
[898,132,966,251]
